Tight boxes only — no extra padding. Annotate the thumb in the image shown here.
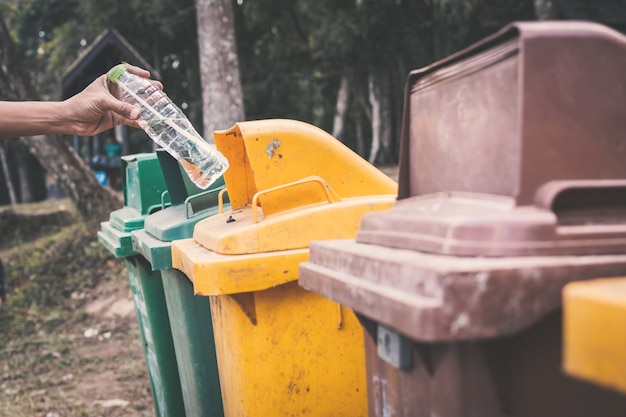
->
[107,97,141,120]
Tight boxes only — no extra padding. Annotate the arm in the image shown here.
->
[0,64,159,139]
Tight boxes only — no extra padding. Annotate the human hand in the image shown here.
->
[63,63,162,136]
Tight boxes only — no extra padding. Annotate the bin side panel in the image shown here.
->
[162,269,224,417]
[125,256,186,417]
[209,281,368,417]
[362,312,626,417]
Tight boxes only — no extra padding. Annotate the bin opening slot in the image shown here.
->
[552,186,626,225]
[185,186,227,218]
[213,120,397,212]
[157,149,189,205]
[147,204,164,215]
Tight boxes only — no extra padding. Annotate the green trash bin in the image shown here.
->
[131,149,226,417]
[97,153,185,417]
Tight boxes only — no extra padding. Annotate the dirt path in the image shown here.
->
[0,268,156,417]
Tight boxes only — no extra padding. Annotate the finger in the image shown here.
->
[121,101,141,120]
[105,97,141,120]
[122,62,151,78]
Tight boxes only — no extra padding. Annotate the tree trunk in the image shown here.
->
[0,146,16,204]
[368,72,381,164]
[195,0,245,140]
[332,73,351,141]
[355,110,366,158]
[535,0,558,19]
[17,150,32,203]
[433,0,458,60]
[378,69,393,165]
[21,135,121,223]
[0,13,121,229]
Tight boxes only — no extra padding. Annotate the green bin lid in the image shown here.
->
[109,206,147,233]
[142,150,228,241]
[121,153,168,217]
[131,229,172,270]
[98,152,168,257]
[144,184,226,241]
[130,150,229,269]
[98,221,136,258]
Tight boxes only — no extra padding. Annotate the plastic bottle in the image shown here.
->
[108,64,229,189]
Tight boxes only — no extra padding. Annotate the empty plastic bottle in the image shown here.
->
[108,64,229,189]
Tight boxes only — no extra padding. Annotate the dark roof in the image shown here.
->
[61,28,160,99]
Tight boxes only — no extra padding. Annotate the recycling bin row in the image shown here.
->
[300,20,626,417]
[98,20,626,417]
[99,118,397,417]
[98,150,225,417]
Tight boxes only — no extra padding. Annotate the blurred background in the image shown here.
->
[1,2,626,416]
[0,0,623,208]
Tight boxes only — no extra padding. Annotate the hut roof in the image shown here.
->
[62,28,160,99]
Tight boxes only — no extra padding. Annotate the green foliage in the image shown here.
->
[75,0,203,128]
[1,0,201,127]
[1,0,82,99]
[234,0,431,132]
[0,0,624,159]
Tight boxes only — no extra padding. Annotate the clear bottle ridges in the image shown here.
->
[109,65,229,189]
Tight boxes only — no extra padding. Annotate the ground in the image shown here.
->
[0,166,399,417]
[0,200,155,417]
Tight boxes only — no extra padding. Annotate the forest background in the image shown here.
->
[0,0,623,212]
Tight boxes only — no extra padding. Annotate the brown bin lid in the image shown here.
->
[299,239,626,341]
[357,181,626,256]
[364,21,626,256]
[398,21,626,202]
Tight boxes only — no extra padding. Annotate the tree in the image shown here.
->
[0,0,203,222]
[2,0,623,203]
[535,0,558,19]
[195,0,245,138]
[0,10,121,227]
[233,0,429,164]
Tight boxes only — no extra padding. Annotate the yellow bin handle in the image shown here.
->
[218,188,229,214]
[251,176,342,223]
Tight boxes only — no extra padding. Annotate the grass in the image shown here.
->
[0,199,154,417]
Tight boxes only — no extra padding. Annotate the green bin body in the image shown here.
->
[131,150,226,417]
[97,153,185,417]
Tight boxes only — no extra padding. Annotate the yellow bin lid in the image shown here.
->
[171,119,397,295]
[214,119,397,211]
[173,193,395,295]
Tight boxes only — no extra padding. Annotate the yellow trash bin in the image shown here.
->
[563,277,626,395]
[172,119,397,417]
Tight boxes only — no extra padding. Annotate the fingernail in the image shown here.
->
[130,107,140,119]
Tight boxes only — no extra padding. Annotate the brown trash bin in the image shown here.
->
[300,21,626,417]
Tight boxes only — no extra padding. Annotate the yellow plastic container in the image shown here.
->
[563,277,626,394]
[172,119,397,417]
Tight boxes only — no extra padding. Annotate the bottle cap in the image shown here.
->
[108,64,127,82]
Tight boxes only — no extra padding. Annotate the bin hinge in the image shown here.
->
[336,303,343,329]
